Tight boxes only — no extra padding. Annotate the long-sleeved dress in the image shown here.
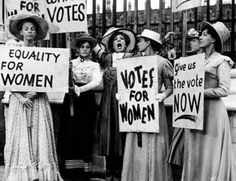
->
[98,53,134,157]
[58,58,102,172]
[3,92,62,181]
[181,52,236,181]
[121,56,173,181]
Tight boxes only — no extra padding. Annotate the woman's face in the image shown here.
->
[190,38,201,52]
[112,34,127,53]
[199,29,214,49]
[78,41,91,58]
[20,22,37,41]
[137,37,149,52]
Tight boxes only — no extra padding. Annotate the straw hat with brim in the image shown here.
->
[201,21,230,52]
[137,29,162,47]
[71,33,97,49]
[101,27,136,53]
[9,13,49,41]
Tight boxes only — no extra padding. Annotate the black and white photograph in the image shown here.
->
[0,0,235,180]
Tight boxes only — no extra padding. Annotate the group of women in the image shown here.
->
[1,12,236,181]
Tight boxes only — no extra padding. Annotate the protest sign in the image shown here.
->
[45,0,88,33]
[6,0,88,34]
[0,45,69,93]
[6,0,46,17]
[116,55,159,133]
[172,0,202,12]
[173,53,205,130]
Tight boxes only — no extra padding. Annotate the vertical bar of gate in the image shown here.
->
[231,0,235,58]
[145,0,151,29]
[102,0,107,34]
[182,11,187,57]
[112,0,117,26]
[159,0,163,35]
[218,0,223,21]
[134,0,138,33]
[123,0,127,28]
[206,0,210,21]
[194,7,198,29]
[170,0,174,44]
[92,0,96,37]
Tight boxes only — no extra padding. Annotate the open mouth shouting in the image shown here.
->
[114,42,125,52]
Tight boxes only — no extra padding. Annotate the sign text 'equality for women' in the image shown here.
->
[116,55,159,133]
[0,45,69,93]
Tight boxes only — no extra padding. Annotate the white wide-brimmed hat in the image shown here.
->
[101,27,136,53]
[201,21,230,52]
[138,29,162,47]
[71,32,97,49]
[9,13,49,41]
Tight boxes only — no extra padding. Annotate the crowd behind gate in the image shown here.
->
[0,10,236,181]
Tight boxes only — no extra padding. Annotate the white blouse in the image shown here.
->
[71,57,102,93]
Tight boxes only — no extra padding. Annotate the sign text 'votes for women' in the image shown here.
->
[0,45,70,93]
[116,55,159,133]
[173,53,205,130]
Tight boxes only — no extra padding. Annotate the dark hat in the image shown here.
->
[201,21,230,52]
[71,32,97,49]
[9,13,49,41]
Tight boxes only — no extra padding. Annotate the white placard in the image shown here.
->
[0,45,69,93]
[6,0,88,34]
[116,55,159,133]
[173,53,205,130]
[45,0,88,33]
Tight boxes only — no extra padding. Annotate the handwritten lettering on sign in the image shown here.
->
[45,0,88,33]
[6,0,45,17]
[116,55,159,133]
[173,53,205,130]
[0,45,70,93]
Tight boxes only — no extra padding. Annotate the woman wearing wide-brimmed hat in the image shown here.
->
[57,32,102,180]
[181,21,236,181]
[97,27,136,180]
[121,29,173,181]
[3,13,63,181]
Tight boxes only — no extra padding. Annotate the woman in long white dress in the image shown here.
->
[3,13,62,181]
[181,21,236,181]
[121,29,173,181]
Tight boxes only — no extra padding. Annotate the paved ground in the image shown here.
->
[0,166,4,181]
[0,164,182,181]
[0,106,183,181]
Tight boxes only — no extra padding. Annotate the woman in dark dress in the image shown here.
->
[98,27,136,181]
[58,33,102,180]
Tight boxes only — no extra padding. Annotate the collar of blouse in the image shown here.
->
[78,56,90,62]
